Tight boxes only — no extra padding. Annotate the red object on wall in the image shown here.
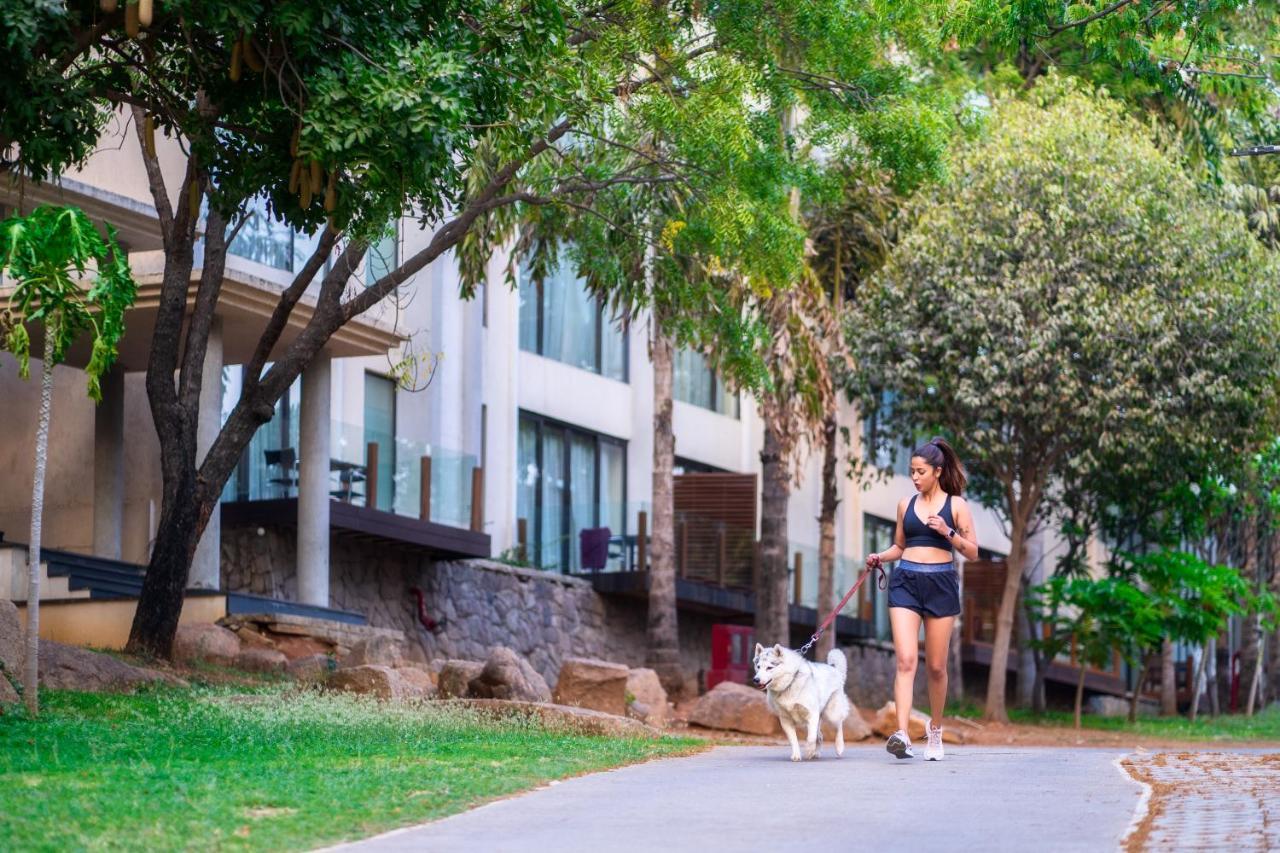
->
[707,624,756,690]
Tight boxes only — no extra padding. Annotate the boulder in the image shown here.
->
[396,666,437,699]
[871,701,964,744]
[1087,694,1157,718]
[0,600,23,678]
[553,657,630,716]
[341,635,404,669]
[173,623,241,667]
[446,699,662,739]
[286,653,332,684]
[326,665,404,700]
[468,647,552,703]
[438,660,484,699]
[38,641,187,691]
[689,682,781,736]
[231,625,277,650]
[272,635,331,661]
[625,667,669,726]
[236,648,288,674]
[0,675,17,704]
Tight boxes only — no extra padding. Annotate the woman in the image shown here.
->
[866,437,978,761]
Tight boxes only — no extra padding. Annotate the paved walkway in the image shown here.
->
[331,745,1145,852]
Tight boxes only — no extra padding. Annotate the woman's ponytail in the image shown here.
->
[912,436,967,496]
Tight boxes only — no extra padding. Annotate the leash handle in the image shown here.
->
[796,561,887,658]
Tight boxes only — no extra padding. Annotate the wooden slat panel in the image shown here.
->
[673,473,757,588]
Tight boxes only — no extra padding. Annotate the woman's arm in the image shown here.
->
[867,498,908,568]
[947,497,980,561]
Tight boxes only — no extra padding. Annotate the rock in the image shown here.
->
[553,657,630,716]
[1087,694,1157,718]
[0,600,23,678]
[689,682,781,736]
[438,660,484,699]
[173,623,241,667]
[446,699,662,739]
[287,653,332,684]
[236,648,288,673]
[326,665,404,701]
[396,666,437,699]
[341,635,404,669]
[625,667,669,726]
[871,701,965,744]
[468,647,552,703]
[38,641,187,691]
[231,626,277,650]
[272,635,331,661]
[822,707,873,742]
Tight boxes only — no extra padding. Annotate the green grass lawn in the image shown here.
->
[0,686,704,851]
[1006,703,1280,742]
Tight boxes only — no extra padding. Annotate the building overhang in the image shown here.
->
[1,176,164,253]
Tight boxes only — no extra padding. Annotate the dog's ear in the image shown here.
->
[773,644,784,654]
[754,643,764,657]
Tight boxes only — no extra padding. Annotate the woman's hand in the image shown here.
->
[926,515,950,536]
[866,553,882,570]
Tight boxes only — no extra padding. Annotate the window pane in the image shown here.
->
[364,374,396,511]
[540,429,566,570]
[568,433,596,572]
[599,441,625,538]
[517,417,539,557]
[518,271,539,353]
[674,347,714,409]
[601,308,627,381]
[367,227,397,282]
[544,260,597,371]
[229,196,293,271]
[863,514,896,640]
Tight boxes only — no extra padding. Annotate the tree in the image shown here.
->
[0,205,136,715]
[6,0,934,658]
[848,78,1280,721]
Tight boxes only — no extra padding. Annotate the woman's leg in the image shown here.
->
[890,606,922,733]
[923,615,956,727]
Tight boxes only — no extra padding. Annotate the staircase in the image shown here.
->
[0,544,139,602]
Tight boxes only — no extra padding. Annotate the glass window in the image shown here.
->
[863,514,897,640]
[364,373,396,511]
[517,251,628,380]
[517,411,626,572]
[863,391,912,477]
[674,347,738,417]
[367,226,397,283]
[229,196,294,271]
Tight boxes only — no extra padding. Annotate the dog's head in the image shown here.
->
[752,642,788,688]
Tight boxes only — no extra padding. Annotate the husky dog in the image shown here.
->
[752,643,851,761]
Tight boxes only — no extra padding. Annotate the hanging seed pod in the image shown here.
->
[309,160,322,196]
[289,124,300,159]
[242,36,266,73]
[137,0,153,27]
[143,115,157,159]
[288,159,302,195]
[188,180,200,220]
[230,40,242,81]
[299,178,313,210]
[100,0,119,12]
[125,1,140,38]
[323,170,337,213]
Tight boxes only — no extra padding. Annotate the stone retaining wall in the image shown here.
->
[222,526,715,689]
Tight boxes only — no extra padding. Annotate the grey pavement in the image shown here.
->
[330,745,1145,852]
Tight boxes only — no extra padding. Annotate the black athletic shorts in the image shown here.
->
[887,560,961,618]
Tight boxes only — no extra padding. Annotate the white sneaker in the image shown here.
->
[925,723,944,761]
[886,729,914,759]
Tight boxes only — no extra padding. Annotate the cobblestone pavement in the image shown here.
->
[1121,751,1280,851]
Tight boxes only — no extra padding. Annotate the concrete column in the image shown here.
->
[189,319,224,589]
[93,368,126,560]
[298,352,332,606]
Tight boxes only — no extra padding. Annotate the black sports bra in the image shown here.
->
[903,494,954,551]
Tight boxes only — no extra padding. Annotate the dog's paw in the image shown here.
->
[790,751,803,762]
[835,745,845,758]
[802,745,818,760]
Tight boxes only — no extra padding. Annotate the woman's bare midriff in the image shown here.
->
[901,546,953,564]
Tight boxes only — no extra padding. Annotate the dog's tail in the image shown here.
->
[826,648,847,679]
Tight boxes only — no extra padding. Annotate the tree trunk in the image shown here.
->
[1188,640,1209,723]
[22,330,56,716]
[1245,612,1264,716]
[1129,657,1149,724]
[126,471,206,659]
[1073,655,1087,729]
[757,418,791,646]
[815,411,839,659]
[1016,599,1035,709]
[984,518,1028,722]
[1238,514,1261,713]
[1207,635,1220,716]
[646,323,682,695]
[1160,637,1177,716]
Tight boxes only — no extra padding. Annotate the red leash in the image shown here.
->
[796,562,887,657]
